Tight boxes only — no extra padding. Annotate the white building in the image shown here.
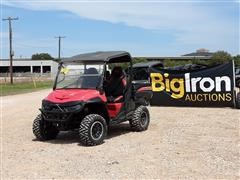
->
[0,59,59,76]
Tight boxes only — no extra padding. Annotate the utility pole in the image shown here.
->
[2,17,19,84]
[55,36,65,61]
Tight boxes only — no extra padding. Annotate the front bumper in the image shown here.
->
[40,100,83,122]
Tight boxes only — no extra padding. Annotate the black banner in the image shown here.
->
[150,61,235,107]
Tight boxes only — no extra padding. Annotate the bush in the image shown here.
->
[108,57,148,70]
[132,57,148,64]
[233,55,240,66]
[210,51,232,65]
[164,59,192,67]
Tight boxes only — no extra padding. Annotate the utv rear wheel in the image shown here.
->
[79,114,107,146]
[130,106,150,131]
[32,114,59,140]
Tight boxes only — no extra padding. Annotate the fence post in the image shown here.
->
[4,77,7,86]
[32,76,36,88]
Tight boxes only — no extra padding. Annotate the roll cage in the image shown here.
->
[53,51,133,91]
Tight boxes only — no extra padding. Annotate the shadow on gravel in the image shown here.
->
[106,123,132,139]
[32,123,132,145]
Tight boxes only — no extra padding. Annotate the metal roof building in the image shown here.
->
[136,49,214,62]
[182,48,214,57]
[0,58,58,76]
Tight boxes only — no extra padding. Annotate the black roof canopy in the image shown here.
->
[62,51,132,64]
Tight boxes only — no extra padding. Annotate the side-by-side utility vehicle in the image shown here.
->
[33,51,152,146]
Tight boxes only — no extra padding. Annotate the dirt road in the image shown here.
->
[1,89,239,179]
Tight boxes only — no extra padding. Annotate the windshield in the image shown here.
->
[56,63,104,89]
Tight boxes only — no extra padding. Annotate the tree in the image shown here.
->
[31,53,54,60]
[211,51,232,65]
[233,55,240,66]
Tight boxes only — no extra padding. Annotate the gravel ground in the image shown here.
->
[1,89,240,179]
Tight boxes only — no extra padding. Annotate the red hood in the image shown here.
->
[45,89,107,103]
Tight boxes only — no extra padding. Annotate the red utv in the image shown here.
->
[32,51,152,146]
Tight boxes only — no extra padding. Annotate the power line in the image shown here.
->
[55,36,65,61]
[2,17,19,84]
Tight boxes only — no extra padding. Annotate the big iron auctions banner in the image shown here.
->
[150,61,235,107]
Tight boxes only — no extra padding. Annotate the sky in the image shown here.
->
[0,0,239,59]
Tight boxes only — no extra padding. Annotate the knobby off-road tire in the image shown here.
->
[79,114,107,146]
[129,105,150,131]
[32,114,59,140]
[236,92,240,109]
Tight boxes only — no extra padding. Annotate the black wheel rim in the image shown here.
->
[140,111,148,126]
[90,121,104,140]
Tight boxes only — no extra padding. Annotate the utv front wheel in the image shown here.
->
[79,114,107,146]
[130,106,150,131]
[32,114,59,140]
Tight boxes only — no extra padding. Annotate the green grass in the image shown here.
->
[1,81,53,96]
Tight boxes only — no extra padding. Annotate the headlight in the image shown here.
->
[66,104,82,112]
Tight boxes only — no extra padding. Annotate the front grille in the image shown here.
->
[41,100,82,121]
[43,104,66,112]
[44,112,71,121]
